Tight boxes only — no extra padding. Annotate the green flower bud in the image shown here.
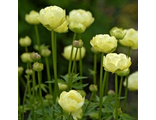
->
[30,52,41,61]
[45,94,53,100]
[89,84,98,92]
[33,62,44,72]
[41,48,51,57]
[72,39,84,48]
[107,89,115,95]
[21,53,33,63]
[116,68,130,77]
[110,27,126,39]
[25,69,33,75]
[69,22,86,33]
[18,66,24,76]
[19,36,32,47]
[76,90,86,97]
[58,83,68,91]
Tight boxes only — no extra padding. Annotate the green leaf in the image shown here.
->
[72,83,88,89]
[60,74,69,82]
[120,113,136,120]
[72,76,88,83]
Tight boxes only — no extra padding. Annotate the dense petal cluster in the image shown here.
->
[37,6,68,33]
[58,90,85,120]
[68,9,94,33]
[90,34,117,53]
[19,36,32,47]
[119,28,138,49]
[103,53,131,73]
[110,27,126,39]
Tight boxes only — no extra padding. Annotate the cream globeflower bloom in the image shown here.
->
[25,10,40,25]
[103,53,131,73]
[110,27,126,39]
[90,34,117,53]
[119,28,138,49]
[62,45,86,61]
[123,71,138,90]
[58,90,85,120]
[68,9,94,33]
[19,36,31,47]
[37,6,68,33]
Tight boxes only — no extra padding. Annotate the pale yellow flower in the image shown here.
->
[90,34,117,53]
[68,9,94,33]
[119,28,138,49]
[58,90,85,120]
[103,53,131,73]
[62,45,86,61]
[25,10,40,25]
[110,27,126,39]
[37,6,68,33]
[19,36,31,47]
[123,71,138,90]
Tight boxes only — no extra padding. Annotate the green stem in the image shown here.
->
[123,47,131,112]
[68,33,77,91]
[104,72,109,95]
[25,47,28,52]
[51,30,59,102]
[18,76,21,120]
[79,47,83,84]
[34,25,40,53]
[22,76,29,120]
[69,48,78,90]
[115,74,118,120]
[93,53,97,84]
[99,70,108,120]
[37,72,45,120]
[32,71,36,120]
[99,52,104,120]
[68,113,71,120]
[123,75,128,112]
[84,92,95,112]
[118,76,123,106]
[45,57,52,94]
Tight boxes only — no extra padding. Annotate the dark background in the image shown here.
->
[18,0,138,118]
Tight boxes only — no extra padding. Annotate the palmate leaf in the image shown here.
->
[34,83,48,93]
[72,83,88,89]
[45,79,66,84]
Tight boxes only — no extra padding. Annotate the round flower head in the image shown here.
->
[110,27,126,39]
[90,34,117,53]
[62,45,86,61]
[123,71,138,90]
[103,53,131,73]
[68,9,94,33]
[25,10,40,25]
[19,36,31,47]
[37,6,68,33]
[58,90,85,120]
[21,53,33,63]
[119,28,138,49]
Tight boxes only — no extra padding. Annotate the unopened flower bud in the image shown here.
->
[107,89,115,95]
[89,84,98,92]
[73,39,84,48]
[58,83,68,91]
[113,108,122,117]
[21,53,33,63]
[18,66,24,76]
[25,69,33,75]
[110,27,126,39]
[76,90,86,97]
[45,94,53,100]
[41,48,51,57]
[19,36,32,47]
[30,52,41,61]
[33,62,43,72]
